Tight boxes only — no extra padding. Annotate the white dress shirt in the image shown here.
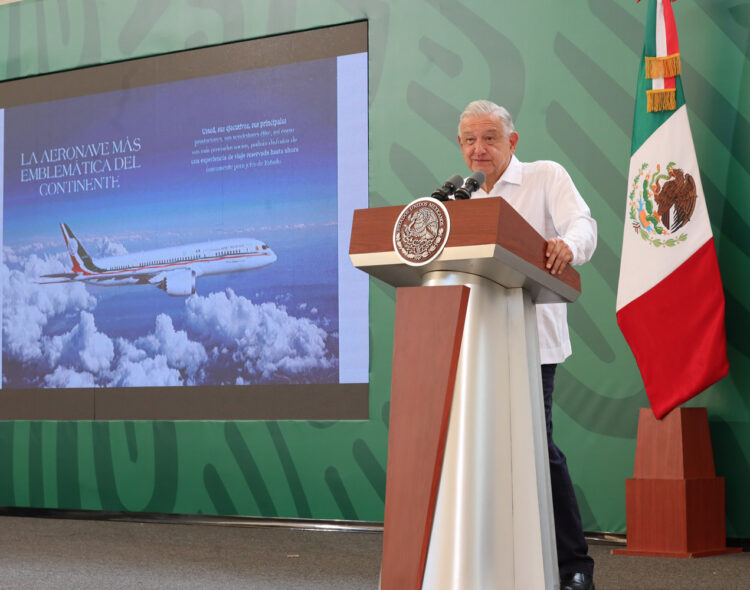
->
[469,155,597,364]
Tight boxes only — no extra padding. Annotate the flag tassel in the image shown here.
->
[645,53,682,79]
[646,88,677,112]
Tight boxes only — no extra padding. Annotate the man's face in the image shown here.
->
[457,114,518,187]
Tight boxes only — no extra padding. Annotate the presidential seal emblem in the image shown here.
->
[628,161,697,247]
[393,197,450,266]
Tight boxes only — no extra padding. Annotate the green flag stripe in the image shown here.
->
[643,0,657,62]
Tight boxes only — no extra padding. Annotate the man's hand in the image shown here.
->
[545,237,573,275]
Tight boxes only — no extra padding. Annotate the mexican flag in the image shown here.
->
[616,0,728,419]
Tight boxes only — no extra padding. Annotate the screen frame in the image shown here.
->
[0,21,369,421]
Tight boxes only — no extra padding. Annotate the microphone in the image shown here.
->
[431,174,464,201]
[454,171,486,200]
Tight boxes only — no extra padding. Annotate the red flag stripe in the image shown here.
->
[663,1,680,54]
[662,0,679,90]
[616,238,729,419]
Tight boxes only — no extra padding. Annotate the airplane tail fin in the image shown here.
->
[60,223,104,274]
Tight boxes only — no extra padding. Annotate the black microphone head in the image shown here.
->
[431,173,465,201]
[465,170,486,189]
[454,171,486,200]
[444,174,464,194]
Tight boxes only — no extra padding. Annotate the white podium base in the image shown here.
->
[418,270,558,590]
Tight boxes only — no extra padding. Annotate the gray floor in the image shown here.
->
[0,516,749,589]
[0,516,381,590]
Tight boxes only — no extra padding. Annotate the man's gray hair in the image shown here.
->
[458,100,515,137]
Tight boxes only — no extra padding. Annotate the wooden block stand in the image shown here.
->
[613,407,740,558]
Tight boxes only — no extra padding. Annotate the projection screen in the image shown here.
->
[0,22,369,420]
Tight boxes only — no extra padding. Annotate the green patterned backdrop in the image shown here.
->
[1,0,748,535]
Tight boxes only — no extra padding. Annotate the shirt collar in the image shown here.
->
[495,154,522,188]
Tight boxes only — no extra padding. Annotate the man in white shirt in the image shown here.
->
[457,100,597,590]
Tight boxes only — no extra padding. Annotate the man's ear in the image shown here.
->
[509,131,519,151]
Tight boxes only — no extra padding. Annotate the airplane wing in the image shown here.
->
[39,268,196,296]
[37,272,80,283]
[38,270,165,286]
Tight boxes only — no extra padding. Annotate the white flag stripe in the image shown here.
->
[655,1,667,58]
[616,105,714,310]
[652,0,667,90]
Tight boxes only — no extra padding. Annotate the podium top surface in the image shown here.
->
[349,198,581,304]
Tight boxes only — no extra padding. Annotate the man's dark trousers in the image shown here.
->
[541,364,594,578]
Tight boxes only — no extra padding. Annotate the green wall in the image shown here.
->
[1,0,749,535]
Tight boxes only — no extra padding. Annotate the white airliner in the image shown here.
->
[39,223,277,296]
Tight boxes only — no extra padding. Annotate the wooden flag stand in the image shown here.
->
[613,407,740,558]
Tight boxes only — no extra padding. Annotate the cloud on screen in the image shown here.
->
[2,258,335,388]
[2,255,96,363]
[185,289,334,382]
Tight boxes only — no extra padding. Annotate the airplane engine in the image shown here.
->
[159,269,196,296]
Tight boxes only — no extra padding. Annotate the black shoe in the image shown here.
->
[561,572,595,590]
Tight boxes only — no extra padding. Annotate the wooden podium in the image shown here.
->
[350,198,583,590]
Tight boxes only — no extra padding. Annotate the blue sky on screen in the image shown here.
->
[4,58,338,245]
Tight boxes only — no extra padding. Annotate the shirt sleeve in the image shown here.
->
[546,164,597,266]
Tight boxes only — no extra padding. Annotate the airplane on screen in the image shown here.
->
[38,223,277,296]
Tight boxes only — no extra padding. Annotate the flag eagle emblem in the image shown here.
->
[628,161,697,248]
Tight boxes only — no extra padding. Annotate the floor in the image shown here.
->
[0,516,748,589]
